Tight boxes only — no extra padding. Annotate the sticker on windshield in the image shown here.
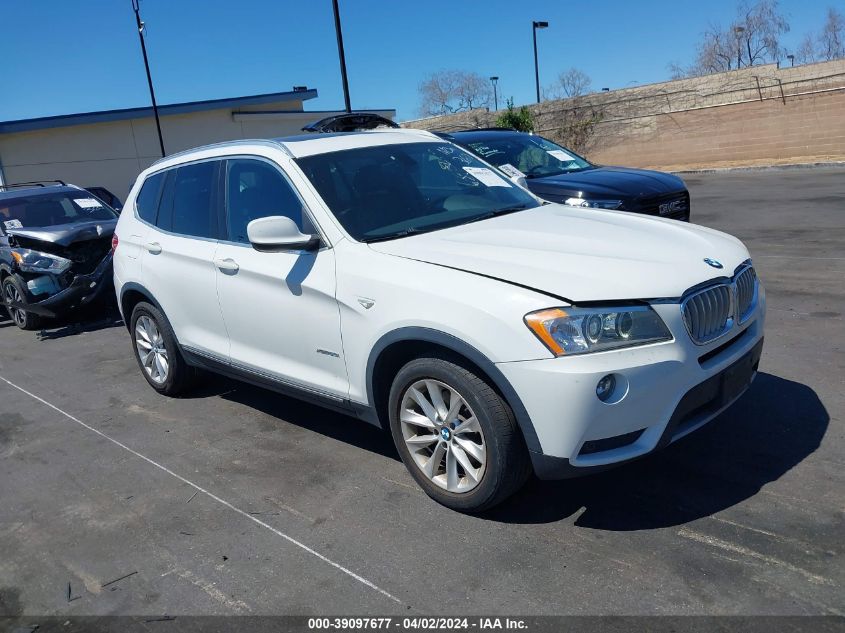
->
[74,197,104,209]
[3,219,22,229]
[462,166,509,187]
[547,149,576,162]
[498,164,525,179]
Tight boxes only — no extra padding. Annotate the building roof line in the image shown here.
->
[0,88,319,135]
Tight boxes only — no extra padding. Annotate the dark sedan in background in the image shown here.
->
[437,129,690,221]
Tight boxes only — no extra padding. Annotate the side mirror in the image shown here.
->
[247,215,320,252]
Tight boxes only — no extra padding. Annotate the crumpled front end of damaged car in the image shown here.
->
[3,226,114,317]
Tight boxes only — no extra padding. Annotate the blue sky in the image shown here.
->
[0,0,834,123]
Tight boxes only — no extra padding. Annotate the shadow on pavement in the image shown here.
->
[189,374,401,462]
[34,298,123,341]
[173,369,826,529]
[484,372,828,528]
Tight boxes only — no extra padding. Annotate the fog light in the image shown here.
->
[596,374,616,402]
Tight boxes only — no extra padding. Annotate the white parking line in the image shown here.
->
[677,527,834,586]
[0,375,402,605]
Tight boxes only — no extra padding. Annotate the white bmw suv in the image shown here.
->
[113,129,765,512]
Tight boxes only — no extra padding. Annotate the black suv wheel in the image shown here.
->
[3,275,39,330]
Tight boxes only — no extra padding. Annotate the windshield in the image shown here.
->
[296,142,540,242]
[465,135,591,179]
[0,190,117,231]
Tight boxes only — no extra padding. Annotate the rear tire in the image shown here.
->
[3,275,40,330]
[130,301,197,395]
[388,356,531,513]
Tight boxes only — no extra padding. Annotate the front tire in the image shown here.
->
[130,301,196,396]
[388,356,530,513]
[3,275,39,330]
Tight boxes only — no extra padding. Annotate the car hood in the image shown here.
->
[527,166,685,199]
[6,219,117,247]
[368,204,749,303]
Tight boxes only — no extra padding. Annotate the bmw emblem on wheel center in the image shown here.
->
[703,257,723,269]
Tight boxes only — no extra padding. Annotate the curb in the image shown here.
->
[671,161,845,175]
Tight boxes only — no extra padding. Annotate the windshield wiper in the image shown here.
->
[364,226,431,243]
[464,204,530,225]
[366,205,530,242]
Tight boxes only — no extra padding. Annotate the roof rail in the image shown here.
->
[150,139,288,167]
[0,180,66,191]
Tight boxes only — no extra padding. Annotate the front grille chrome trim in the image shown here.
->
[734,265,757,324]
[681,263,757,346]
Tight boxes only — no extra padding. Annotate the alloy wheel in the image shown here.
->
[4,283,26,327]
[399,379,486,493]
[135,315,169,384]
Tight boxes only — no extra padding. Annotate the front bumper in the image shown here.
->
[22,254,113,318]
[497,294,765,479]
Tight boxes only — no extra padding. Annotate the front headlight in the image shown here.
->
[564,197,623,210]
[524,305,672,356]
[10,249,72,275]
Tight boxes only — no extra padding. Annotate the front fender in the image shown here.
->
[365,326,542,454]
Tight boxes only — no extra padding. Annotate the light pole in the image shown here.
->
[532,21,549,104]
[734,25,746,69]
[489,76,499,111]
[131,0,165,157]
[332,0,352,113]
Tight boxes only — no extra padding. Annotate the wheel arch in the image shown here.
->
[119,282,165,330]
[365,327,542,453]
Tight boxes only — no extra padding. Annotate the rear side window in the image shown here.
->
[135,172,165,224]
[157,161,218,239]
[225,159,309,244]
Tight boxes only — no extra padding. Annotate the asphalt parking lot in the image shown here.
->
[0,166,843,618]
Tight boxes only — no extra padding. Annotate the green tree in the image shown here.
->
[495,99,534,132]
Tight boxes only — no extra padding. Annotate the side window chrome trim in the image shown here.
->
[134,153,331,248]
[133,156,223,241]
[133,167,169,224]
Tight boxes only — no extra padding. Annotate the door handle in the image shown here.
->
[145,242,162,254]
[214,257,239,273]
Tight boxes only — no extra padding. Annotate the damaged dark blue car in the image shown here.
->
[0,181,117,330]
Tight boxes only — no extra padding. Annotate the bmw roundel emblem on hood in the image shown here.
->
[703,258,723,269]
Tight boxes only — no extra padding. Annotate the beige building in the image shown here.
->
[0,88,394,201]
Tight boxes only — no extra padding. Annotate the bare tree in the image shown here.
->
[544,68,592,100]
[670,24,738,76]
[795,32,818,64]
[418,70,492,116]
[793,7,845,64]
[818,7,845,60]
[733,0,790,67]
[673,0,789,77]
